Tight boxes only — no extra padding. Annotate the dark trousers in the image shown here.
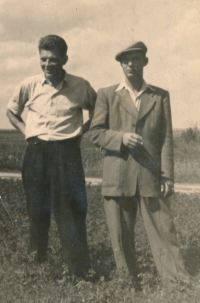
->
[22,136,91,275]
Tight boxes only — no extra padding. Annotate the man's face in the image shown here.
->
[40,49,67,79]
[120,51,148,81]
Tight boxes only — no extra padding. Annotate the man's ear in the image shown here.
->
[63,55,68,65]
[144,57,148,66]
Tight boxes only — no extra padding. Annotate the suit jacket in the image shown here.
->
[88,84,174,197]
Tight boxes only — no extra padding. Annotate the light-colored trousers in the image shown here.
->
[104,195,190,284]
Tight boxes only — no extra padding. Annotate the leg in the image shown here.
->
[120,199,138,277]
[140,196,190,285]
[54,181,90,276]
[22,140,51,261]
[104,196,137,276]
[70,179,91,276]
[50,139,91,275]
[104,197,127,270]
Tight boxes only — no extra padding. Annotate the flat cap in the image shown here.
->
[115,41,147,62]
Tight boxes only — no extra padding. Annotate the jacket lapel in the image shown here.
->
[137,89,156,121]
[116,89,138,118]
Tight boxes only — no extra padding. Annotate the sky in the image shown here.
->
[0,0,200,129]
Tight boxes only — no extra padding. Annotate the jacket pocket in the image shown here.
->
[102,155,120,187]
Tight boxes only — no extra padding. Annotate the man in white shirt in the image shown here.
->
[7,35,96,278]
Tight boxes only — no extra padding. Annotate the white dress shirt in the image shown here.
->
[7,72,96,140]
[115,79,149,111]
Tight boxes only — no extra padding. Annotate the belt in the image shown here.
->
[27,136,81,146]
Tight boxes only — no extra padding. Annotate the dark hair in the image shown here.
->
[38,35,68,57]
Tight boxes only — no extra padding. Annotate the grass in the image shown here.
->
[174,138,200,183]
[1,179,200,302]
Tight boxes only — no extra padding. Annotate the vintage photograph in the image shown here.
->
[1,0,200,302]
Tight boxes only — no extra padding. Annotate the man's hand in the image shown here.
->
[122,132,144,149]
[161,178,174,198]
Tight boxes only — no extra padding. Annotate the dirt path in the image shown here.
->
[0,172,200,193]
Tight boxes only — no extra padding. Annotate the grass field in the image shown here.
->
[1,129,200,183]
[1,179,200,302]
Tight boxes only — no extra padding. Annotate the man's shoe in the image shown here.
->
[131,277,142,292]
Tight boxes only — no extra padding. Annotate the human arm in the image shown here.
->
[88,86,144,154]
[7,78,30,136]
[6,110,26,136]
[89,87,144,152]
[88,88,126,153]
[81,82,96,135]
[160,92,174,197]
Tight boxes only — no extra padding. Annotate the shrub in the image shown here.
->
[1,129,200,183]
[181,125,199,143]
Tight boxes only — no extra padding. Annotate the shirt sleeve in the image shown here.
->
[7,78,31,116]
[160,91,174,181]
[81,80,96,111]
[88,88,124,154]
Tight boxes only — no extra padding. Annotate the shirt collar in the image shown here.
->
[40,71,68,86]
[115,80,151,95]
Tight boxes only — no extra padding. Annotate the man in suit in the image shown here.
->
[7,35,96,278]
[88,41,190,286]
